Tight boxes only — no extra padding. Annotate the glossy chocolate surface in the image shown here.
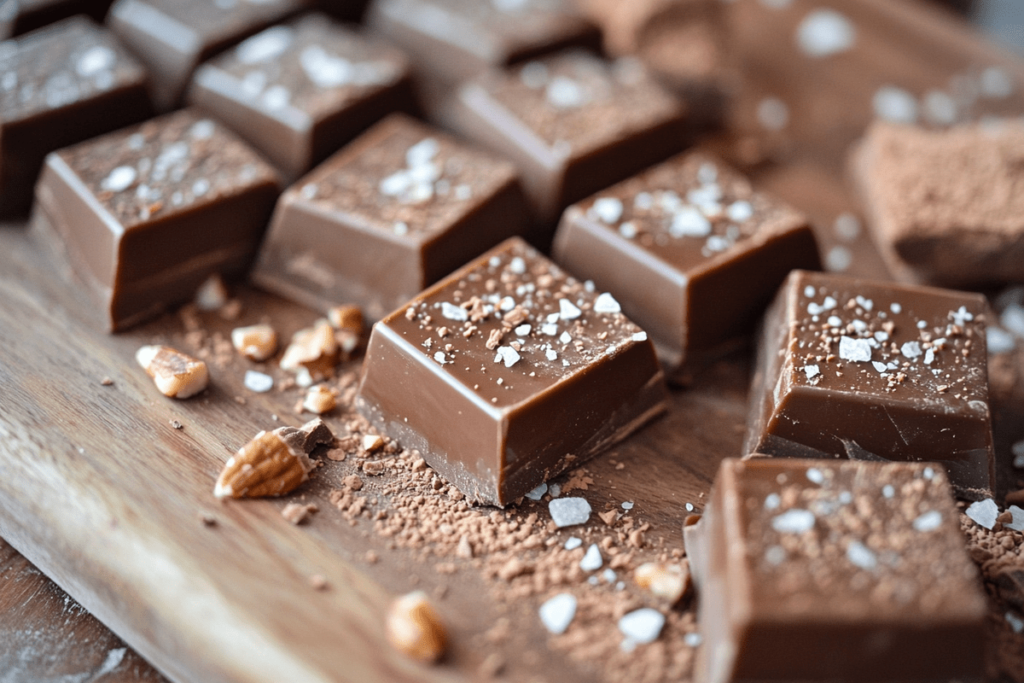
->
[253,113,531,321]
[0,17,152,216]
[32,110,280,331]
[189,14,415,180]
[0,0,114,38]
[687,458,986,683]
[553,151,820,372]
[745,269,996,498]
[356,237,668,506]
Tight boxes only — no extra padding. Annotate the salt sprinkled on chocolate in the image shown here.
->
[549,497,592,528]
[771,508,815,533]
[796,9,856,58]
[579,544,603,572]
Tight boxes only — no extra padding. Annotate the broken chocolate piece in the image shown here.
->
[275,417,334,455]
[0,0,115,38]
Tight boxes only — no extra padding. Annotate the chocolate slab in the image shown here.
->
[0,17,152,216]
[356,237,668,506]
[32,109,281,331]
[445,50,687,227]
[687,457,986,683]
[552,151,820,373]
[851,120,1024,288]
[189,14,416,180]
[252,113,531,321]
[745,269,996,499]
[0,0,114,38]
[108,0,308,111]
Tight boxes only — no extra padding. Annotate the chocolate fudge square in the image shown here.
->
[33,110,281,331]
[686,458,986,683]
[851,120,1024,287]
[0,0,115,38]
[356,237,668,506]
[189,14,416,180]
[252,113,531,321]
[0,16,152,216]
[109,0,307,110]
[745,269,995,498]
[553,151,820,373]
[446,51,687,227]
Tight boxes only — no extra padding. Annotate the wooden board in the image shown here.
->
[2,1,1024,681]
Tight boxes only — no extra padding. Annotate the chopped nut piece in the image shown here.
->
[195,273,229,311]
[634,561,691,605]
[281,502,318,525]
[135,345,209,399]
[303,385,338,414]
[214,419,334,499]
[386,591,447,663]
[328,304,366,358]
[231,324,278,361]
[362,434,384,453]
[280,319,339,383]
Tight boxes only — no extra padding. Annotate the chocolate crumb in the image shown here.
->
[281,502,318,525]
[100,377,114,386]
[170,420,183,430]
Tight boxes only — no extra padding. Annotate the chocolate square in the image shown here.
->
[356,237,668,506]
[0,0,114,38]
[552,151,820,372]
[0,17,152,216]
[687,458,986,683]
[189,14,416,180]
[252,113,531,321]
[33,109,281,331]
[745,269,996,498]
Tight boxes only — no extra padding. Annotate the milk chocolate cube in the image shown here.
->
[686,458,986,683]
[189,14,416,179]
[252,113,531,321]
[746,269,995,498]
[356,237,668,506]
[33,110,280,331]
[447,51,686,226]
[0,17,152,216]
[0,0,114,38]
[109,0,307,110]
[553,151,820,373]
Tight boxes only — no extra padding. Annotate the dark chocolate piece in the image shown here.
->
[32,110,281,331]
[445,50,687,226]
[108,0,307,110]
[252,113,531,321]
[745,269,996,499]
[552,151,820,372]
[0,17,152,216]
[356,237,668,506]
[687,457,986,683]
[0,0,114,38]
[189,14,416,180]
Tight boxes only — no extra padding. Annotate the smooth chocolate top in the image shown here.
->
[292,114,519,239]
[385,237,651,409]
[0,16,146,123]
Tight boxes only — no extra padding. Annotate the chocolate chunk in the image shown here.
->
[189,14,416,180]
[274,417,334,455]
[552,151,820,373]
[745,269,996,499]
[0,0,115,38]
[32,110,280,331]
[445,50,687,227]
[0,17,152,216]
[851,120,1024,287]
[108,0,306,110]
[356,237,668,506]
[687,458,986,683]
[252,113,531,321]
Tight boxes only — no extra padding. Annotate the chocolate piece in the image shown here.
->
[0,17,152,216]
[552,151,820,372]
[108,0,307,110]
[745,269,996,498]
[356,237,668,506]
[445,51,687,226]
[189,14,416,180]
[0,0,114,38]
[32,110,280,331]
[686,457,986,683]
[851,120,1024,287]
[252,113,531,321]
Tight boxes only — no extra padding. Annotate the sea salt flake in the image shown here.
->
[236,26,293,64]
[806,467,824,484]
[539,593,577,634]
[764,493,781,510]
[772,509,815,533]
[670,207,711,238]
[564,536,582,550]
[803,364,820,380]
[525,483,548,500]
[797,8,856,58]
[1006,506,1024,532]
[594,292,621,313]
[901,341,922,359]
[545,349,558,361]
[542,323,558,337]
[685,633,702,647]
[882,484,895,498]
[874,85,918,124]
[631,331,648,342]
[495,346,521,368]
[100,165,137,192]
[621,501,634,510]
[77,45,117,77]
[618,608,665,644]
[559,299,581,320]
[618,221,638,238]
[546,76,588,108]
[406,137,440,167]
[872,361,887,373]
[243,370,273,393]
[433,351,447,364]
[726,200,753,222]
[261,84,290,109]
[559,331,572,344]
[846,540,877,570]
[804,285,816,298]
[591,197,623,224]
[951,305,974,327]
[923,348,935,365]
[839,336,872,363]
[441,302,468,321]
[580,544,603,571]
[913,510,942,532]
[515,324,531,336]
[603,568,616,583]
[966,499,999,530]
[1006,611,1024,634]
[827,315,842,328]
[549,497,591,527]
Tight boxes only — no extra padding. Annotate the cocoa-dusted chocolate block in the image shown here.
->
[108,0,308,110]
[33,110,281,331]
[746,269,996,499]
[446,50,687,227]
[189,14,416,180]
[0,0,114,38]
[252,113,531,322]
[686,458,986,683]
[851,120,1024,288]
[552,151,820,373]
[0,17,152,216]
[356,237,668,506]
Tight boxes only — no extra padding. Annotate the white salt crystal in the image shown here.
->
[591,197,623,224]
[236,26,292,64]
[441,302,467,321]
[579,544,603,571]
[966,499,999,530]
[726,200,753,222]
[495,346,521,368]
[874,85,918,124]
[764,493,781,510]
[1006,506,1024,532]
[913,510,942,532]
[631,331,648,342]
[559,299,581,320]
[670,207,712,238]
[100,165,136,192]
[772,509,815,533]
[594,292,621,314]
[243,370,273,393]
[839,336,872,363]
[549,497,591,527]
[546,76,588,108]
[806,467,824,484]
[846,540,877,570]
[796,9,856,58]
[539,593,577,634]
[621,501,634,510]
[76,46,116,77]
[684,633,702,647]
[901,341,922,359]
[525,483,547,500]
[618,608,665,644]
[564,536,582,550]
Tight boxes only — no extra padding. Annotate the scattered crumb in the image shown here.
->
[281,502,318,525]
[170,420,183,430]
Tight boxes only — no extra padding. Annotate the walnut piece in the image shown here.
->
[386,591,447,663]
[135,345,209,399]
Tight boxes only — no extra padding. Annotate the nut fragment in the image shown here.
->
[328,304,365,358]
[303,385,337,414]
[135,345,209,398]
[634,561,691,605]
[214,419,334,499]
[386,591,447,663]
[231,324,278,361]
[280,319,339,385]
